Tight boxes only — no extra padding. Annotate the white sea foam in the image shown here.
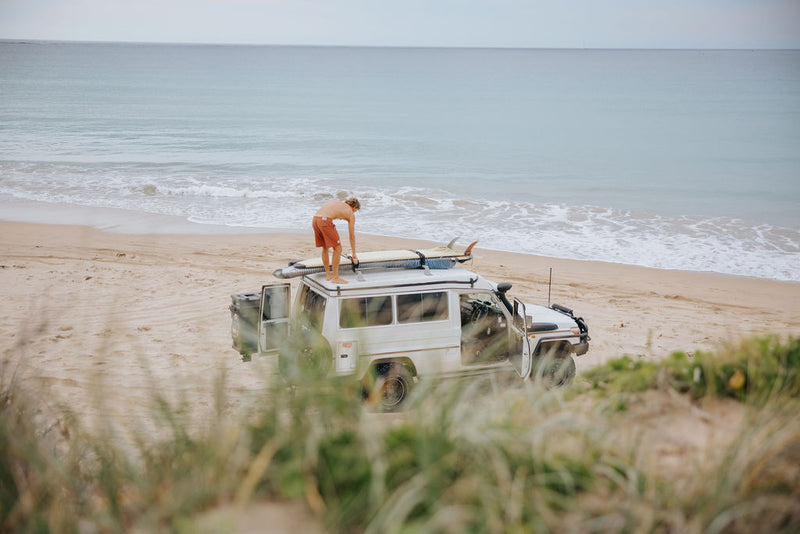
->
[2,168,798,281]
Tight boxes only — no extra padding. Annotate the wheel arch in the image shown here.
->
[533,338,575,358]
[363,356,418,381]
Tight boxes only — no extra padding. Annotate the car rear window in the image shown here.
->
[397,291,449,323]
[339,296,393,328]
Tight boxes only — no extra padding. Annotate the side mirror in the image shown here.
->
[497,282,512,293]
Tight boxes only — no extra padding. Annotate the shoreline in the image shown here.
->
[2,195,796,284]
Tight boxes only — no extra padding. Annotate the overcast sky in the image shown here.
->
[1,0,798,49]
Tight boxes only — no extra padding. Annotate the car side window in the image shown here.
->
[297,285,326,331]
[397,291,449,323]
[339,295,393,328]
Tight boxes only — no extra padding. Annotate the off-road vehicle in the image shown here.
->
[230,264,589,410]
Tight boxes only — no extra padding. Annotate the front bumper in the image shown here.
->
[574,340,590,356]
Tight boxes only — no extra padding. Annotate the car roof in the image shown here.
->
[302,266,495,294]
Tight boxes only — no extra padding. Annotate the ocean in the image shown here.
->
[1,41,799,281]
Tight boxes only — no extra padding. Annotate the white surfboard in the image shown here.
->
[273,239,477,279]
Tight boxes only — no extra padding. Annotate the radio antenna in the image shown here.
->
[548,268,553,307]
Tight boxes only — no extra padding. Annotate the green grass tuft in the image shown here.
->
[583,335,800,403]
[1,336,799,532]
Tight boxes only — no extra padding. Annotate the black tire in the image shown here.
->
[533,352,576,388]
[279,327,332,383]
[365,363,414,411]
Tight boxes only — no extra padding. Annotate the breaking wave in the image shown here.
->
[2,168,796,282]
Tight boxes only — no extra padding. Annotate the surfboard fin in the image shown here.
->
[447,237,460,249]
[464,240,478,256]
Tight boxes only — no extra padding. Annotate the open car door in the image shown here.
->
[259,283,291,353]
[507,297,532,378]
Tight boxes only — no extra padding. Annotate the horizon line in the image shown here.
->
[1,38,797,52]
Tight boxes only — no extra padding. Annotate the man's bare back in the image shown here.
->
[315,199,356,221]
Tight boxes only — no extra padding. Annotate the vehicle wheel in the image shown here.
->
[534,354,576,388]
[298,339,332,378]
[366,363,414,411]
[279,328,332,383]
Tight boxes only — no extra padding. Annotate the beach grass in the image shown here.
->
[2,336,799,533]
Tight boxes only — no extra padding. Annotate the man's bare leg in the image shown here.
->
[320,248,332,280]
[331,245,348,284]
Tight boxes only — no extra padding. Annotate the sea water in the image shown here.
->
[1,41,799,281]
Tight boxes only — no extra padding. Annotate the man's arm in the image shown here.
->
[348,216,358,264]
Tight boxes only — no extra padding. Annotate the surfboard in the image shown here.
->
[273,239,478,279]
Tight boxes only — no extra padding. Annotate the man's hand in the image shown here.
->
[352,255,359,266]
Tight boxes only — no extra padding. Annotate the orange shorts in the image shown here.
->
[313,216,341,248]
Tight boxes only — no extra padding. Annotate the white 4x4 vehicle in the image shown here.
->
[230,265,589,410]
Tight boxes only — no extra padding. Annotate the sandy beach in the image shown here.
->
[2,218,799,530]
[2,218,798,420]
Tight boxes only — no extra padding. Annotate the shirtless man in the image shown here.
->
[312,198,360,283]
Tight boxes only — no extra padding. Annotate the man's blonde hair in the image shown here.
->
[345,198,361,210]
